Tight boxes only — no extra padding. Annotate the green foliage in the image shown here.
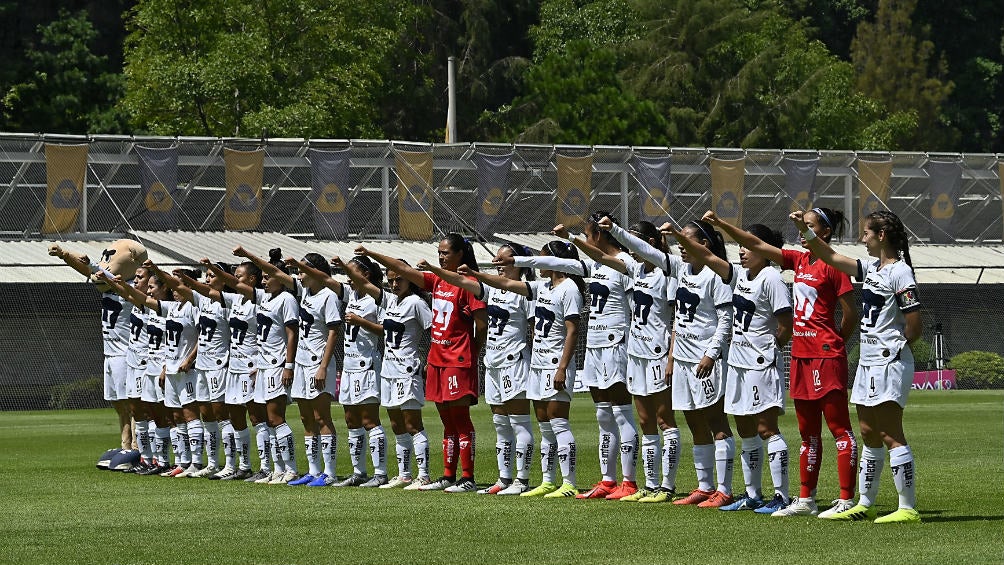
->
[48,376,102,410]
[948,351,1004,389]
[530,0,638,61]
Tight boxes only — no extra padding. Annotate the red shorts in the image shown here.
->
[789,357,848,401]
[425,364,479,405]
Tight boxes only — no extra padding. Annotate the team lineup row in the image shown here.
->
[59,206,922,521]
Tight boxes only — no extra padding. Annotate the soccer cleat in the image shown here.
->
[225,469,252,481]
[175,464,203,478]
[575,480,617,499]
[245,469,271,483]
[719,495,765,511]
[287,473,317,486]
[874,508,921,524]
[818,498,856,519]
[605,480,638,500]
[209,466,236,481]
[497,479,530,495]
[359,474,390,488]
[380,475,413,489]
[477,479,512,495]
[444,478,478,493]
[827,503,877,522]
[619,488,652,502]
[755,493,789,514]
[163,465,186,477]
[673,488,716,505]
[698,490,735,508]
[334,473,370,487]
[403,475,432,491]
[417,476,455,491]
[638,487,674,503]
[771,498,819,517]
[123,463,148,474]
[269,470,298,484]
[307,473,337,487]
[192,464,219,478]
[139,465,171,476]
[256,471,281,484]
[543,481,578,498]
[520,481,558,497]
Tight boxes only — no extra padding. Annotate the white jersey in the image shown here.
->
[481,283,533,368]
[253,288,300,369]
[856,259,920,366]
[379,290,433,378]
[222,291,258,372]
[143,306,167,376]
[627,262,673,360]
[671,259,734,364]
[126,307,149,369]
[727,266,792,370]
[158,300,198,374]
[294,279,343,367]
[527,278,583,370]
[343,288,381,372]
[192,291,230,371]
[100,292,132,357]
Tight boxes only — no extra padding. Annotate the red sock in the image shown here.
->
[438,406,458,479]
[794,398,823,499]
[451,405,476,479]
[822,390,858,500]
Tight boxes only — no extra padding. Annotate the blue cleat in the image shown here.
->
[307,473,337,487]
[754,493,789,514]
[287,473,316,486]
[720,495,765,511]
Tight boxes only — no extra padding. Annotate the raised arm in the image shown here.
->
[703,210,784,265]
[232,245,295,290]
[329,256,372,298]
[95,271,158,310]
[143,260,194,305]
[789,211,857,276]
[600,218,668,270]
[175,260,222,304]
[458,265,530,296]
[355,245,426,289]
[48,244,95,278]
[201,258,254,300]
[660,222,732,282]
[507,254,586,277]
[291,256,345,297]
[417,259,483,298]
[552,224,627,274]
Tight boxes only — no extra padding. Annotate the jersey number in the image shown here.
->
[431,298,455,330]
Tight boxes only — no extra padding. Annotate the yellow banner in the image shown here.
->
[857,159,892,237]
[42,143,88,234]
[224,148,264,231]
[711,157,745,240]
[556,154,593,231]
[396,150,434,240]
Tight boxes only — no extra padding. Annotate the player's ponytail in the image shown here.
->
[689,219,728,262]
[544,240,585,297]
[589,211,627,251]
[444,232,479,273]
[349,255,384,286]
[867,211,914,273]
[810,207,847,242]
[629,221,664,252]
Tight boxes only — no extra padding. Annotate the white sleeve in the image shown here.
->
[609,223,672,273]
[414,297,434,330]
[323,293,342,325]
[514,255,587,277]
[559,284,581,321]
[766,270,793,313]
[706,303,733,360]
[281,294,299,325]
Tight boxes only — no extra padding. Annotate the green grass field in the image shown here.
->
[1,390,1002,565]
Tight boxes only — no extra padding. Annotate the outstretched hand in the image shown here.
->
[789,210,808,231]
[416,259,433,271]
[232,245,250,258]
[597,216,613,231]
[47,244,64,258]
[354,245,369,257]
[551,224,569,239]
[457,264,474,276]
[658,222,680,237]
[701,210,722,226]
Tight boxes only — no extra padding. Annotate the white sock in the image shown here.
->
[135,420,152,462]
[395,433,413,478]
[275,422,296,473]
[766,433,790,501]
[858,444,887,507]
[348,428,366,475]
[693,444,715,492]
[510,414,534,481]
[305,434,320,476]
[154,427,170,466]
[661,427,681,490]
[220,420,235,469]
[204,421,219,467]
[175,422,191,465]
[889,445,916,510]
[187,419,204,466]
[493,413,515,480]
[612,404,638,482]
[413,430,430,478]
[538,421,557,484]
[368,426,387,476]
[268,426,283,473]
[254,422,270,470]
[741,436,764,499]
[320,434,336,476]
[714,437,736,494]
[236,427,252,471]
[641,434,660,490]
[595,403,618,482]
[551,417,576,486]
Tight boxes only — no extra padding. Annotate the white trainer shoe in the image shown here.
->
[818,498,856,519]
[175,464,202,478]
[402,475,432,491]
[380,475,413,489]
[209,466,235,480]
[772,497,819,517]
[417,476,455,491]
[269,470,298,484]
[496,479,530,495]
[192,464,219,478]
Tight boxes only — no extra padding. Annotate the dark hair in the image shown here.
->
[687,219,728,262]
[589,211,627,251]
[443,233,479,272]
[214,262,234,275]
[267,247,289,274]
[349,255,384,286]
[302,252,332,276]
[808,207,846,242]
[629,221,665,252]
[542,240,585,297]
[500,243,536,281]
[866,211,913,272]
[181,268,202,280]
[148,271,175,301]
[745,224,783,264]
[386,258,421,298]
[238,261,263,288]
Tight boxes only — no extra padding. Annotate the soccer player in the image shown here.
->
[473,240,584,498]
[418,243,536,495]
[356,234,488,493]
[663,222,794,513]
[791,210,922,523]
[122,266,153,472]
[705,208,859,517]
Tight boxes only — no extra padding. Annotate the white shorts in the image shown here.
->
[292,363,337,400]
[224,370,255,405]
[164,371,197,409]
[141,372,165,403]
[194,367,226,403]
[672,358,725,411]
[852,347,914,408]
[103,356,129,402]
[528,366,576,403]
[725,363,785,416]
[126,364,146,399]
[579,343,628,389]
[253,365,289,404]
[340,369,380,406]
[484,354,530,405]
[627,355,670,397]
[380,374,424,410]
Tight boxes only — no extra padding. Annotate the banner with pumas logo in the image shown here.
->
[473,152,512,235]
[136,145,179,229]
[926,160,961,243]
[396,149,434,240]
[781,157,818,243]
[42,143,88,234]
[633,154,672,224]
[223,148,264,231]
[556,154,592,232]
[710,157,745,240]
[309,148,350,239]
[857,159,891,238]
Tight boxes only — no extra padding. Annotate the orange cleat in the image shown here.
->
[697,490,735,508]
[604,480,639,500]
[672,488,715,505]
[575,480,617,499]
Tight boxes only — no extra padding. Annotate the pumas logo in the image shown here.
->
[836,440,848,451]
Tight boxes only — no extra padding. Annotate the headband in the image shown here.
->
[690,221,715,243]
[811,207,832,229]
